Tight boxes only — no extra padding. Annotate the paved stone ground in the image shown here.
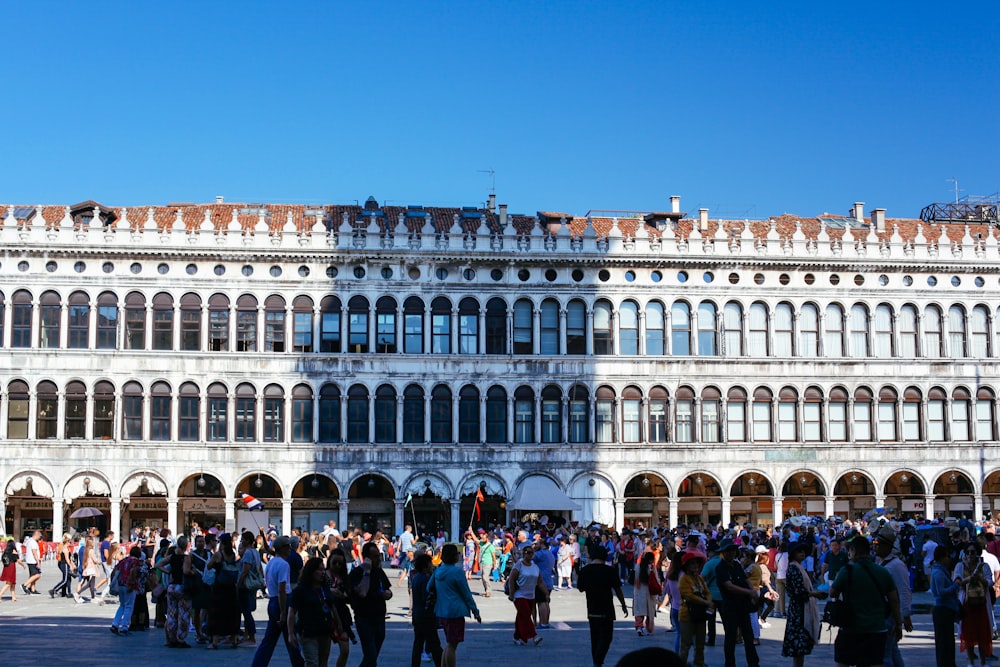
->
[0,564,953,666]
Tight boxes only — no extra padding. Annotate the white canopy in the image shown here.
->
[509,475,581,512]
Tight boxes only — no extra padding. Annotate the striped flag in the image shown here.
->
[241,492,264,511]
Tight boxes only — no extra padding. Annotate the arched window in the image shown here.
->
[824,303,845,357]
[803,386,823,441]
[675,386,695,442]
[431,297,452,354]
[976,386,995,441]
[541,385,562,443]
[829,387,849,441]
[7,380,28,438]
[150,381,172,441]
[645,301,665,356]
[513,299,533,354]
[458,298,479,355]
[64,380,86,438]
[403,385,424,443]
[621,385,642,442]
[971,305,990,358]
[723,302,743,357]
[540,299,561,355]
[485,386,507,443]
[318,384,341,443]
[122,381,144,440]
[11,290,33,348]
[291,384,313,442]
[595,386,615,443]
[236,294,258,352]
[951,387,971,441]
[849,304,869,357]
[320,296,342,353]
[376,296,397,353]
[697,302,718,356]
[514,386,535,443]
[593,300,612,355]
[179,382,200,441]
[748,303,768,357]
[485,298,507,354]
[93,380,115,439]
[898,304,918,357]
[924,305,943,358]
[36,380,58,439]
[348,296,369,353]
[773,303,793,356]
[877,386,897,441]
[701,386,722,442]
[430,385,452,443]
[727,387,747,441]
[179,293,201,351]
[68,291,90,349]
[752,387,773,442]
[264,295,286,352]
[207,382,228,441]
[96,292,118,350]
[39,291,60,348]
[235,383,257,441]
[568,384,589,443]
[927,387,947,440]
[874,304,893,358]
[458,385,480,443]
[208,294,230,352]
[671,302,691,355]
[777,387,798,441]
[292,296,315,353]
[854,387,874,441]
[902,386,922,441]
[152,292,174,351]
[374,385,396,443]
[403,296,424,354]
[799,303,820,358]
[567,299,586,355]
[346,385,368,443]
[949,305,967,358]
[648,386,668,443]
[263,384,284,442]
[619,301,638,355]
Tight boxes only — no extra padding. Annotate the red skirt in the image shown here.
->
[960,601,994,655]
[0,563,16,585]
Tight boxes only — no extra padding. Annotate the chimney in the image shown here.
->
[670,196,681,214]
[699,208,709,232]
[871,208,886,233]
[487,193,496,212]
[215,196,224,204]
[852,201,864,223]
[499,204,508,228]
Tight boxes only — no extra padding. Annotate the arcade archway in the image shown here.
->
[677,473,721,526]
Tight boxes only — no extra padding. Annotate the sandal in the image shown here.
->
[206,644,218,651]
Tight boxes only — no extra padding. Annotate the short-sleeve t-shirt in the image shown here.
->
[399,531,415,553]
[715,557,754,613]
[290,585,335,637]
[832,559,896,633]
[577,563,620,619]
[824,550,849,580]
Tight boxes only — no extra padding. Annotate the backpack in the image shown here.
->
[967,568,989,607]
[1,551,14,567]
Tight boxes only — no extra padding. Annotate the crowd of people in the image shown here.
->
[4,513,1000,667]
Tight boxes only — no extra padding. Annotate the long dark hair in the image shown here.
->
[298,556,326,589]
[666,551,683,582]
[638,551,654,585]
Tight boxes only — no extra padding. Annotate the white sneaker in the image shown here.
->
[513,639,527,646]
[759,621,770,629]
[421,652,432,661]
[533,636,544,646]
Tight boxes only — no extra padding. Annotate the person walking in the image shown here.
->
[754,546,777,628]
[873,527,913,667]
[429,543,481,667]
[476,530,496,596]
[716,538,760,667]
[348,541,393,667]
[632,551,661,636]
[325,550,354,667]
[781,541,825,667]
[21,529,42,595]
[701,541,722,646]
[556,535,574,590]
[410,553,443,667]
[238,531,262,646]
[931,545,961,667]
[577,544,629,667]
[288,557,344,667]
[205,532,241,650]
[0,539,26,601]
[251,536,305,667]
[507,545,543,646]
[110,546,147,635]
[49,533,75,598]
[74,536,101,603]
[678,551,713,667]
[957,543,993,667]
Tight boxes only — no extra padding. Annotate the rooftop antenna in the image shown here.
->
[478,168,496,194]
[946,177,963,203]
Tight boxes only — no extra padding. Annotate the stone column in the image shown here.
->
[637,311,646,356]
[924,494,936,520]
[772,496,784,525]
[668,498,679,529]
[88,300,98,349]
[825,496,836,520]
[614,498,625,531]
[394,500,405,535]
[975,495,985,523]
[532,308,541,355]
[110,496,122,540]
[52,497,64,540]
[611,309,620,356]
[721,496,732,527]
[450,499,461,539]
[585,308,594,355]
[479,396,487,444]
[282,498,293,535]
[559,308,568,355]
[339,500,350,532]
[225,498,236,534]
[167,497,179,536]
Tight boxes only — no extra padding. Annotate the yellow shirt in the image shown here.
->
[678,572,712,622]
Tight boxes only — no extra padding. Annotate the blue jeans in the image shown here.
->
[883,616,904,667]
[239,586,257,638]
[251,597,305,667]
[114,590,136,631]
[355,615,386,667]
[671,607,680,652]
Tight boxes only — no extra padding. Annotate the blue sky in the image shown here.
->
[2,2,997,219]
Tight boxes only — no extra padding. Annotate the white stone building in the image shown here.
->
[1,195,998,541]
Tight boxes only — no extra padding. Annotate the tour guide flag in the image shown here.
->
[474,488,485,521]
[405,493,413,506]
[241,493,264,511]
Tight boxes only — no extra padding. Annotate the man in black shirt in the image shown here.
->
[348,542,393,667]
[715,538,760,667]
[578,545,629,667]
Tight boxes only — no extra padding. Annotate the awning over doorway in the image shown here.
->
[510,475,581,512]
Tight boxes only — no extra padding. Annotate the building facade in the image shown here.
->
[1,196,998,540]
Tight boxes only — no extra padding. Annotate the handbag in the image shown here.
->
[108,566,122,596]
[202,562,217,587]
[244,559,265,591]
[823,564,853,627]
